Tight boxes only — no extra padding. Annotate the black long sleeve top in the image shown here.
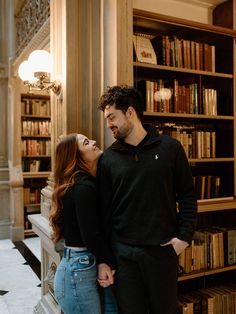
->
[61,171,116,268]
[97,125,197,247]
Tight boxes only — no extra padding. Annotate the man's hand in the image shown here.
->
[97,263,115,288]
[161,237,188,256]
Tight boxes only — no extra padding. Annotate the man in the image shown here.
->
[97,85,197,314]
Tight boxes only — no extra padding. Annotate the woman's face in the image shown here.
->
[77,134,103,163]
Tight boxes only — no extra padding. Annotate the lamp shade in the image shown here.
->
[18,60,35,81]
[28,50,53,74]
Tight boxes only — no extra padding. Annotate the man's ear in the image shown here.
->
[127,106,135,117]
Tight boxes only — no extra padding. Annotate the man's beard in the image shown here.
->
[112,123,131,139]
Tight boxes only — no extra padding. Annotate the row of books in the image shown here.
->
[21,139,51,156]
[193,175,220,200]
[21,98,51,116]
[141,80,217,115]
[179,283,236,314]
[23,187,41,204]
[151,35,215,71]
[22,159,40,172]
[158,125,216,159]
[179,227,236,274]
[22,159,51,172]
[133,34,216,72]
[22,120,51,136]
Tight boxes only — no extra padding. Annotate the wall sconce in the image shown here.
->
[18,50,61,95]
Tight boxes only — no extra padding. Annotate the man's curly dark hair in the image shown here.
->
[98,85,144,121]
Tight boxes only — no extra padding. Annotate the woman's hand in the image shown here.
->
[97,263,115,288]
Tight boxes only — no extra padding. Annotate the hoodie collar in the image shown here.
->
[110,124,162,151]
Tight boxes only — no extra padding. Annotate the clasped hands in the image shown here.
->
[97,238,188,287]
[97,263,115,288]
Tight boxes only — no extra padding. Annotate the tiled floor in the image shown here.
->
[0,238,41,314]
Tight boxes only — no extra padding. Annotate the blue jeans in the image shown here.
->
[54,248,101,314]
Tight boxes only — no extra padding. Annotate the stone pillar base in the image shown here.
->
[28,214,61,314]
[9,225,24,241]
[34,293,61,314]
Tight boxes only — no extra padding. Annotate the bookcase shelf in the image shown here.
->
[23,171,51,178]
[22,135,51,139]
[198,197,236,213]
[144,112,234,120]
[21,114,51,119]
[133,7,236,309]
[189,158,234,163]
[134,61,233,78]
[178,264,236,282]
[22,155,51,158]
[21,94,51,236]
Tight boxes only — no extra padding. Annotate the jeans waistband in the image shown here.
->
[63,246,88,258]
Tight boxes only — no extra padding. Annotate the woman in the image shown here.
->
[49,133,117,314]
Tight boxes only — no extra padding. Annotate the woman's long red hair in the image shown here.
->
[49,133,87,243]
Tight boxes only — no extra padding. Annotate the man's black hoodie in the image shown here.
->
[97,125,197,247]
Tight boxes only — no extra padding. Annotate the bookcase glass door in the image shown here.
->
[133,9,236,311]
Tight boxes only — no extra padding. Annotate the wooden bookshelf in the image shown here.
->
[21,94,51,236]
[178,264,236,282]
[133,7,236,304]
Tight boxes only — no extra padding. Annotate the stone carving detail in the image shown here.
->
[33,303,46,314]
[44,262,57,294]
[15,0,50,56]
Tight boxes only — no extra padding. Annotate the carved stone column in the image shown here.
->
[0,0,14,239]
[8,70,24,241]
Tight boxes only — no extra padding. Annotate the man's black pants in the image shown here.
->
[112,242,179,314]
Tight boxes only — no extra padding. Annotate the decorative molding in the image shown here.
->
[15,0,50,57]
[44,262,57,295]
[173,0,227,8]
[12,19,50,77]
[8,162,23,187]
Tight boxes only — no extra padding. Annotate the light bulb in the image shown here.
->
[18,60,35,81]
[28,50,53,74]
[154,88,172,101]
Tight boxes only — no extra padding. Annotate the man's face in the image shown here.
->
[104,105,133,139]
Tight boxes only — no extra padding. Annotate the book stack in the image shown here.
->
[178,283,236,314]
[139,79,217,116]
[21,98,51,116]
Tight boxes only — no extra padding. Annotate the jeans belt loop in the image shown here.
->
[64,247,70,259]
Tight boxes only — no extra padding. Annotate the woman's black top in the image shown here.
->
[61,171,116,268]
